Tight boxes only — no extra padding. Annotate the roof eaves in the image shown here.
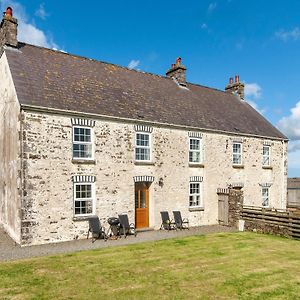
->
[20,103,289,141]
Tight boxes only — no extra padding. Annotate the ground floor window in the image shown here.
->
[262,187,269,207]
[189,182,202,207]
[74,183,95,216]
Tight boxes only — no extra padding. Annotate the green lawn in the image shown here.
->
[0,232,300,300]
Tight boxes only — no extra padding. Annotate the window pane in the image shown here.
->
[189,151,200,163]
[73,144,92,158]
[233,143,241,154]
[140,191,146,208]
[74,184,93,215]
[189,183,201,207]
[233,153,241,164]
[135,148,150,161]
[136,133,149,146]
[263,156,270,165]
[263,146,269,156]
[190,139,200,150]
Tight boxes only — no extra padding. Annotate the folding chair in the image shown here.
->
[173,211,189,230]
[87,216,107,242]
[118,214,137,238]
[160,211,176,230]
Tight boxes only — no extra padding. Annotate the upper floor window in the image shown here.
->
[189,138,201,163]
[73,126,93,159]
[262,145,270,166]
[135,132,151,161]
[233,142,242,165]
[262,187,269,207]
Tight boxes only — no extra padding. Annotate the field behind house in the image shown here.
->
[0,232,300,299]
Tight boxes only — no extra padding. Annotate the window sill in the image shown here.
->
[73,215,94,221]
[72,159,96,165]
[233,164,244,169]
[134,161,155,166]
[189,207,204,212]
[262,166,273,170]
[189,163,204,168]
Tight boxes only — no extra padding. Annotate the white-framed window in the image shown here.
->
[73,126,93,159]
[135,132,151,161]
[233,142,242,165]
[74,182,95,216]
[189,138,201,163]
[262,145,271,166]
[262,187,269,207]
[189,182,202,207]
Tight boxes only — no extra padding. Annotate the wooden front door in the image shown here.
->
[218,193,229,226]
[135,183,149,228]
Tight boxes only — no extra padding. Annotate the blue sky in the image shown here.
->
[1,0,300,176]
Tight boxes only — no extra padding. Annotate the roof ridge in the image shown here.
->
[16,42,227,94]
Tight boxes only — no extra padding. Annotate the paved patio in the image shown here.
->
[0,225,237,262]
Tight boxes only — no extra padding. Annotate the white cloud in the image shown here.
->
[289,140,300,153]
[277,102,300,175]
[244,83,265,114]
[0,0,58,49]
[208,2,217,12]
[245,83,262,100]
[35,3,48,20]
[275,27,300,42]
[277,101,300,140]
[128,59,140,70]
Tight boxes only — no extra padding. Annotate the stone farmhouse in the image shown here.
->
[0,8,288,245]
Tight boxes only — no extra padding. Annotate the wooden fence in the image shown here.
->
[241,206,300,239]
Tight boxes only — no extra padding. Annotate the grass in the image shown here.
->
[0,232,300,299]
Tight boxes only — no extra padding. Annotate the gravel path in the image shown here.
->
[0,225,237,262]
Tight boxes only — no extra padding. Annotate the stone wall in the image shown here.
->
[18,109,288,245]
[243,219,290,238]
[228,189,243,227]
[0,52,21,243]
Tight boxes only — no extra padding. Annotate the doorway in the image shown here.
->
[135,182,150,228]
[218,193,229,225]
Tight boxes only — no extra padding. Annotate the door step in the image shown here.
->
[136,227,155,232]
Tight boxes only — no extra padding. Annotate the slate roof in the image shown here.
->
[5,43,286,139]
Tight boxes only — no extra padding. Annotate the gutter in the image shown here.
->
[20,104,289,142]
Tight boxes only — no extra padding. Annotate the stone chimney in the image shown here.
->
[0,7,18,49]
[225,75,245,100]
[166,57,187,86]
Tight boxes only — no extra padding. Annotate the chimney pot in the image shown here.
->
[225,75,244,100]
[166,57,187,86]
[0,6,18,48]
[6,7,13,17]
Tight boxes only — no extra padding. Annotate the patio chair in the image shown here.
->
[87,216,107,243]
[160,211,176,231]
[118,214,137,238]
[173,211,189,230]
